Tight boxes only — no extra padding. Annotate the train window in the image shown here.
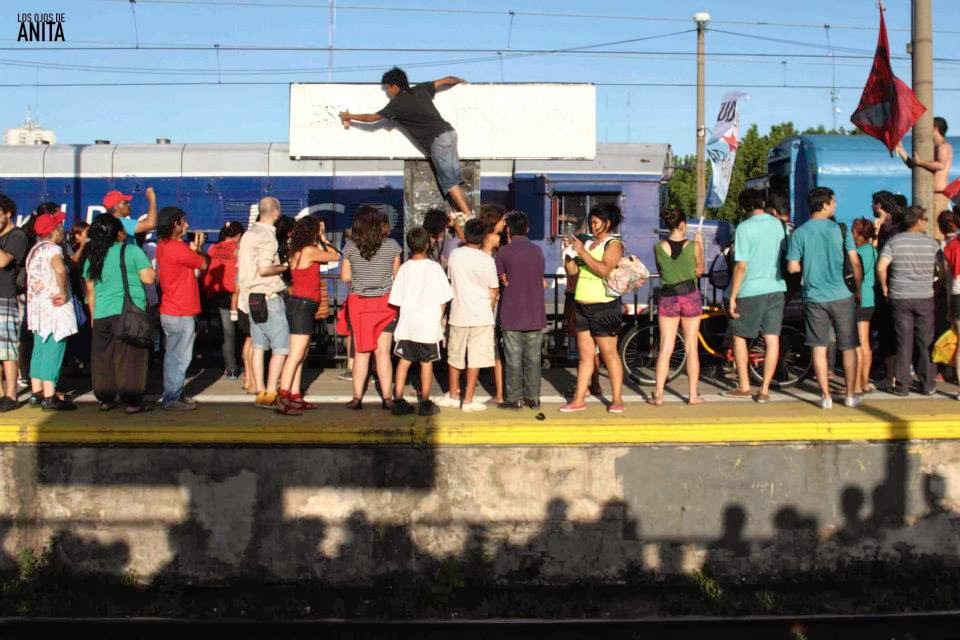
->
[557,193,621,236]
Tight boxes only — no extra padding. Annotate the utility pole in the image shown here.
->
[911,0,935,233]
[694,12,710,221]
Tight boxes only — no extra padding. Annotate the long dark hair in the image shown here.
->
[351,205,388,261]
[275,215,295,265]
[85,213,122,282]
[289,217,319,259]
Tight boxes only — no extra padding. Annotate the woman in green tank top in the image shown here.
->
[649,209,705,406]
[560,204,626,413]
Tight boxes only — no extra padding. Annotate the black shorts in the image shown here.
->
[951,294,960,318]
[574,299,622,338]
[856,306,875,323]
[393,340,441,363]
[286,296,318,335]
[237,309,250,337]
[803,296,859,350]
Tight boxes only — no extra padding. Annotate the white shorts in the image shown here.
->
[447,325,495,370]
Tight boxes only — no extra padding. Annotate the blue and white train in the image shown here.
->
[0,141,684,300]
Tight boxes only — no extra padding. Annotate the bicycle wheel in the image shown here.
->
[747,324,811,389]
[620,322,686,385]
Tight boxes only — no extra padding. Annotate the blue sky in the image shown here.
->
[2,0,958,156]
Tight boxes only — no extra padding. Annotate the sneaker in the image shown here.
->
[890,387,910,397]
[433,394,461,409]
[461,401,488,413]
[225,368,240,381]
[819,397,833,410]
[498,401,522,410]
[163,399,198,411]
[418,400,440,417]
[391,397,415,416]
[607,403,625,414]
[559,402,587,413]
[255,391,277,409]
[336,370,353,382]
[28,393,42,407]
[0,396,17,412]
[843,395,862,408]
[41,396,77,411]
[181,396,199,407]
[524,399,541,409]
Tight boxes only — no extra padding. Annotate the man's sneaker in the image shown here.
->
[181,396,199,407]
[433,395,461,409]
[41,396,76,411]
[843,395,862,409]
[0,396,17,412]
[336,370,353,382]
[461,401,487,413]
[418,400,440,417]
[255,391,277,409]
[391,397,415,416]
[225,368,240,381]
[819,397,833,410]
[163,399,198,411]
[498,401,522,410]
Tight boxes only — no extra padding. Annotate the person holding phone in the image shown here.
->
[156,207,209,411]
[560,204,626,413]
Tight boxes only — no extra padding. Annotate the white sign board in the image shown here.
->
[289,83,596,160]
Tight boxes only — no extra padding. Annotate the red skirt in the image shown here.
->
[346,293,398,353]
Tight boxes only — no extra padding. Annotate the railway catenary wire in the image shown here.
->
[92,0,960,35]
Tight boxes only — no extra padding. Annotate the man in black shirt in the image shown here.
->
[0,193,27,411]
[340,67,472,218]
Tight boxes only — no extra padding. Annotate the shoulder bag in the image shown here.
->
[117,244,157,348]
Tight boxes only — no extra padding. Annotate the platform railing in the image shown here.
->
[199,273,721,368]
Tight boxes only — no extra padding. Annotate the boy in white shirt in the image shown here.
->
[437,219,499,412]
[388,226,453,416]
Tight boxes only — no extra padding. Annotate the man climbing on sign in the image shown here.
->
[339,67,473,219]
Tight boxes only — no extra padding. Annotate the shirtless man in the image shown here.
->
[899,117,954,215]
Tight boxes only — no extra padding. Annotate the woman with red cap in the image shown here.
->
[25,203,78,410]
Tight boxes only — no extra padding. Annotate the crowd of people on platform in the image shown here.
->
[0,136,956,415]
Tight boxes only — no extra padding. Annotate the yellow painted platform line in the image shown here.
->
[0,400,957,445]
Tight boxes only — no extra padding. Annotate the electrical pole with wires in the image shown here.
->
[694,12,710,222]
[911,0,935,229]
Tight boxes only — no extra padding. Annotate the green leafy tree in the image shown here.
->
[667,122,859,224]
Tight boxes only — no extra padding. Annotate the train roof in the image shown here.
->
[0,142,671,179]
[770,134,960,178]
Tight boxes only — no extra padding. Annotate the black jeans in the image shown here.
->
[891,297,936,393]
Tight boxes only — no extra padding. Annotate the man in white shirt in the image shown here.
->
[437,219,499,412]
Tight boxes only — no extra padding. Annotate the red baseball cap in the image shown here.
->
[34,212,66,237]
[102,190,133,210]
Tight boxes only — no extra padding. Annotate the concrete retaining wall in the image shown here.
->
[1,441,959,584]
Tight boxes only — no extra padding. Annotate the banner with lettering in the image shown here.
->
[706,92,748,208]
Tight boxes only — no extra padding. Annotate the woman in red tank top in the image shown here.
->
[277,217,339,415]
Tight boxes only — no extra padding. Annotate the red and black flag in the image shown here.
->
[850,7,926,152]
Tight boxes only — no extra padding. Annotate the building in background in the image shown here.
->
[3,109,55,145]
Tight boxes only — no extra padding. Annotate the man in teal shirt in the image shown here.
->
[725,188,787,403]
[786,187,864,410]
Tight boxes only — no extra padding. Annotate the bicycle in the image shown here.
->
[619,292,811,389]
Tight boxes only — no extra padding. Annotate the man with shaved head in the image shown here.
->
[237,196,290,409]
